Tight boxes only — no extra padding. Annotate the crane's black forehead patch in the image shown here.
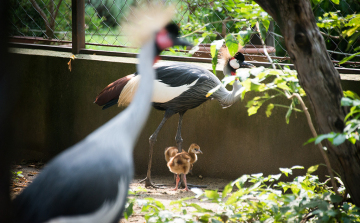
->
[233,52,245,62]
[165,23,179,36]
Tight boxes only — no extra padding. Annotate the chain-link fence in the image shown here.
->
[10,0,72,44]
[9,0,360,68]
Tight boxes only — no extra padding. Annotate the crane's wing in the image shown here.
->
[154,62,216,87]
[13,141,133,223]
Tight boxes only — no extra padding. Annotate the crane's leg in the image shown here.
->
[171,174,180,191]
[174,111,207,189]
[175,111,188,188]
[140,110,175,188]
[182,174,190,191]
[175,111,186,152]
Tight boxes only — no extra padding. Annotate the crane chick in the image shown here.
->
[166,143,202,191]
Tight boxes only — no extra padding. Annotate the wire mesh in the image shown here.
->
[9,0,360,67]
[10,0,72,44]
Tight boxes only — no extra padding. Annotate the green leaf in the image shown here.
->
[330,0,339,4]
[343,90,360,100]
[341,97,354,106]
[205,190,220,200]
[339,52,360,64]
[258,21,267,42]
[154,200,165,210]
[199,214,211,222]
[314,132,336,145]
[238,30,252,46]
[332,134,347,146]
[262,20,270,33]
[232,175,249,188]
[266,103,274,117]
[211,219,223,223]
[279,168,292,177]
[307,165,319,174]
[225,34,239,57]
[124,201,134,219]
[190,203,214,213]
[211,40,224,75]
[304,137,316,145]
[285,103,293,124]
[222,183,233,198]
[291,165,304,170]
[330,194,343,203]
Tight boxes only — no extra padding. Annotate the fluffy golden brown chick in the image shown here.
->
[166,143,203,191]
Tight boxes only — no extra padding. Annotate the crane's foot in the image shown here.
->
[139,177,165,188]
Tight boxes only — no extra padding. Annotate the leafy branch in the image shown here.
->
[131,166,359,223]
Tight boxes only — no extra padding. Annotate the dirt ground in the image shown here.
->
[11,162,232,223]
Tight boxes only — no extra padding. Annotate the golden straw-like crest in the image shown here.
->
[121,3,176,47]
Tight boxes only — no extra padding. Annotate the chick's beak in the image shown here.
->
[197,149,203,154]
[240,61,255,68]
[173,37,193,48]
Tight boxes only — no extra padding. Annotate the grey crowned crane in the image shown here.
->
[95,48,254,188]
[12,6,191,223]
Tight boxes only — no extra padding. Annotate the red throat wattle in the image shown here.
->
[154,55,161,64]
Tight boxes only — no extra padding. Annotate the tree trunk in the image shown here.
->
[253,0,360,206]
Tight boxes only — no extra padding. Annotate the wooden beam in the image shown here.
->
[72,0,85,54]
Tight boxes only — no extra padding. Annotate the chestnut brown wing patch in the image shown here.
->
[94,74,135,106]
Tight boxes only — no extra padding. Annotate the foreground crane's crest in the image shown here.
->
[122,4,176,47]
[13,3,190,223]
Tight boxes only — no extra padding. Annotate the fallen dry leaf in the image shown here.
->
[68,55,76,72]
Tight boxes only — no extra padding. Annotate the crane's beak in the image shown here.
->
[173,38,193,48]
[240,61,255,68]
[197,149,203,154]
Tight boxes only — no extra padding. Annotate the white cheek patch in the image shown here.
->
[229,59,240,69]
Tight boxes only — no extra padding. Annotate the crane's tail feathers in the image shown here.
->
[94,74,135,106]
[118,75,141,107]
[102,99,118,110]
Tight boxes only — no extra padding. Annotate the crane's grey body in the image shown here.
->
[152,62,242,113]
[13,40,157,223]
[94,48,249,188]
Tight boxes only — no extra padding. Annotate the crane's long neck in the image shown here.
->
[88,39,156,151]
[122,40,156,144]
[212,61,242,108]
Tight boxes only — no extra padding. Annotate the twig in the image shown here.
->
[29,0,50,30]
[255,21,340,196]
[287,93,339,195]
[320,31,341,39]
[255,22,276,69]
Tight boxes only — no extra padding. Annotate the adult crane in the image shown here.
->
[12,5,191,223]
[95,47,254,188]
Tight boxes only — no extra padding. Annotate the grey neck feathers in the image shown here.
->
[87,39,156,152]
[212,60,242,108]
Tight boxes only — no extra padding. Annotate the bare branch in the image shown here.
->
[53,0,64,23]
[29,0,50,29]
[287,93,340,196]
[320,31,341,39]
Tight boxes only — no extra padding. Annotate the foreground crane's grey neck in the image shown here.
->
[212,60,242,108]
[85,38,156,154]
